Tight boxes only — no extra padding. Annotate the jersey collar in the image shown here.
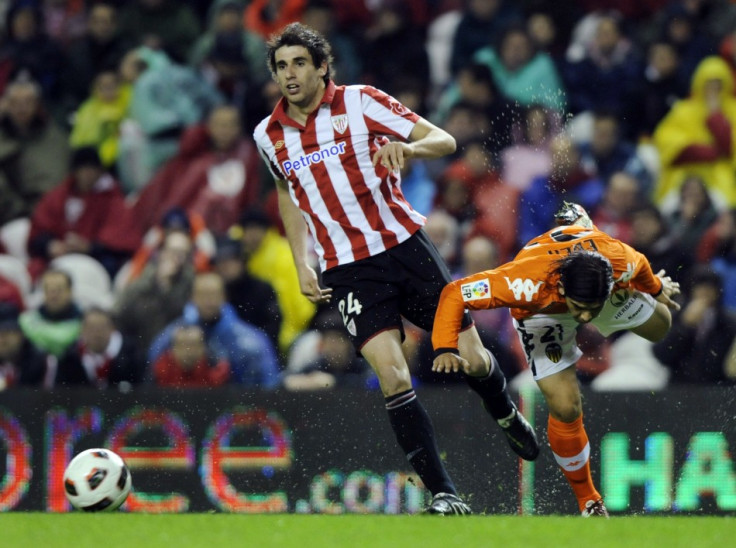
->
[270,81,336,130]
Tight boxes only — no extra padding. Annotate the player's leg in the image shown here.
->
[361,330,470,515]
[536,366,608,517]
[513,314,609,516]
[457,326,539,460]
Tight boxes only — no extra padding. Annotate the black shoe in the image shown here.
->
[499,405,540,461]
[424,492,472,515]
[581,499,610,518]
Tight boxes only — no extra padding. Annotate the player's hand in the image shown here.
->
[372,141,411,172]
[432,352,470,374]
[655,269,681,311]
[296,263,332,304]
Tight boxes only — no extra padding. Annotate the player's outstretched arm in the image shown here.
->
[276,180,332,305]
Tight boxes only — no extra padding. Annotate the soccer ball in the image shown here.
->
[63,448,132,512]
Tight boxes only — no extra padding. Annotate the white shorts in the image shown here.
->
[512,289,657,380]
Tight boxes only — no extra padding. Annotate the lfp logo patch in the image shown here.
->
[461,279,490,302]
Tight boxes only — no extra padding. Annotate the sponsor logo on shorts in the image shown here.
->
[281,141,347,176]
[612,294,645,321]
[461,279,490,301]
[545,343,562,363]
[609,289,631,307]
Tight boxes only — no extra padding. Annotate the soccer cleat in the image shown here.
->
[581,499,610,518]
[499,405,540,461]
[554,201,593,228]
[424,492,472,516]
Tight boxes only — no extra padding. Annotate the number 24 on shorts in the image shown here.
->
[338,292,363,323]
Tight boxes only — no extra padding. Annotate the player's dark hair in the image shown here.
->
[266,22,334,85]
[554,251,613,303]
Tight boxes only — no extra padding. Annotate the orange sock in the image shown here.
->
[547,414,601,512]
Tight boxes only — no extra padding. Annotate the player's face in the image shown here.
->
[565,297,605,324]
[273,45,326,111]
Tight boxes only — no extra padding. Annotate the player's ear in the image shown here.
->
[557,282,566,297]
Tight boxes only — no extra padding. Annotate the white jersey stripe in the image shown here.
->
[284,125,355,265]
[313,105,384,259]
[343,88,411,248]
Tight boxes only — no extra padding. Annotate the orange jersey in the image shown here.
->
[432,225,663,351]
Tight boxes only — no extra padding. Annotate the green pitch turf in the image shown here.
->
[4,514,733,548]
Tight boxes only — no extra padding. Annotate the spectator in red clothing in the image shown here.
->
[153,324,230,387]
[27,146,140,279]
[131,105,262,236]
[436,139,520,261]
[591,171,641,244]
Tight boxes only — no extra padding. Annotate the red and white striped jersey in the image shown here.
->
[253,81,426,271]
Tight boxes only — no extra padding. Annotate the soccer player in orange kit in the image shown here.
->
[432,203,681,516]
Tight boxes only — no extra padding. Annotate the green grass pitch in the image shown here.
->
[4,514,733,548]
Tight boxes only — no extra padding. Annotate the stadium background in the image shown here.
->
[0,0,735,519]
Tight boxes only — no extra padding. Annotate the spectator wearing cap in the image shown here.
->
[212,232,281,353]
[19,268,81,357]
[236,208,316,354]
[27,146,140,279]
[148,272,280,388]
[114,230,195,355]
[0,301,49,390]
[120,207,215,289]
[52,307,144,389]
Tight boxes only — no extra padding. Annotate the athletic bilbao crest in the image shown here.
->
[331,114,348,134]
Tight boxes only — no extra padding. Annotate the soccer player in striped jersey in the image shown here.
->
[254,23,539,515]
[432,203,682,516]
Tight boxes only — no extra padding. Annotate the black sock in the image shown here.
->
[465,350,515,421]
[385,389,456,496]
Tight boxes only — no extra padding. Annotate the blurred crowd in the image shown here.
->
[0,0,735,393]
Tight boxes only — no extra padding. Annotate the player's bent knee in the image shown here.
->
[548,402,582,423]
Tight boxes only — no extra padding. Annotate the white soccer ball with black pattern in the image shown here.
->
[63,448,132,512]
